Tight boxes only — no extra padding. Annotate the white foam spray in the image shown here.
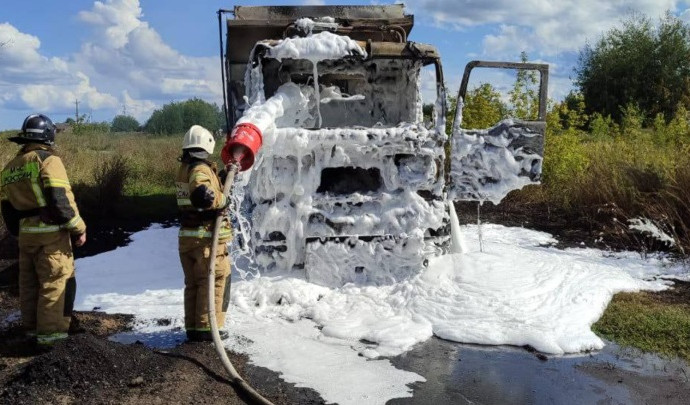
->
[448,200,467,254]
[261,31,366,129]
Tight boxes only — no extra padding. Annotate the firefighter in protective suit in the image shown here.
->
[1,114,86,346]
[177,125,232,342]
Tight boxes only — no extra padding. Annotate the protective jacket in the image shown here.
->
[1,143,85,242]
[1,143,85,344]
[176,159,232,242]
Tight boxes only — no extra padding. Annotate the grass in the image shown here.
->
[593,287,690,361]
[508,125,690,254]
[1,130,190,221]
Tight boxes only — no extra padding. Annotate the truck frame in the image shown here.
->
[218,5,548,287]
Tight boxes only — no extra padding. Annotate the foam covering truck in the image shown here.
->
[219,5,548,287]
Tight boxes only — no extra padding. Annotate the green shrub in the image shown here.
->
[541,132,589,205]
[589,112,617,138]
[111,115,141,132]
[144,98,223,135]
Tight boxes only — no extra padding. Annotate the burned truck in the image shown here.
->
[219,5,548,287]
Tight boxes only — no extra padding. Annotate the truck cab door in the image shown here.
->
[448,61,549,204]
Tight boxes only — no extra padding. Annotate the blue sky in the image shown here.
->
[1,0,688,130]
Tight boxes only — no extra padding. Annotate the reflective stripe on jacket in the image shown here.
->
[1,144,86,243]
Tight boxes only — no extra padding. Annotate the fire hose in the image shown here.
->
[206,125,274,405]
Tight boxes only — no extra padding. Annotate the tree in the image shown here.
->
[111,115,141,132]
[144,98,223,135]
[509,51,540,120]
[576,13,690,123]
[551,91,589,130]
[461,83,509,129]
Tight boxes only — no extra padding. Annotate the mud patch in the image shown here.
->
[0,309,133,383]
[455,199,685,254]
[578,361,690,405]
[72,311,134,337]
[651,280,690,306]
[389,337,690,405]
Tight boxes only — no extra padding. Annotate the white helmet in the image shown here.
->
[183,125,215,154]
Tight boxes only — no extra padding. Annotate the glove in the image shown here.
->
[190,185,215,209]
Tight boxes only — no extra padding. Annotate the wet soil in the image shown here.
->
[2,213,688,404]
[0,303,323,405]
[648,279,690,306]
[0,332,324,405]
[389,337,690,405]
[0,221,325,405]
[454,200,672,252]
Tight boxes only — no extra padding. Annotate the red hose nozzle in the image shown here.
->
[222,122,263,171]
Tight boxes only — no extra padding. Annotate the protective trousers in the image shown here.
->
[179,241,231,331]
[18,232,76,344]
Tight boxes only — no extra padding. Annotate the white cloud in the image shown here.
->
[412,0,685,100]
[415,0,681,56]
[18,72,118,111]
[0,23,118,115]
[75,0,221,103]
[121,90,156,121]
[0,0,222,124]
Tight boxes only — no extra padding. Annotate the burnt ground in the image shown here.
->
[0,332,324,405]
[648,279,690,305]
[0,293,324,405]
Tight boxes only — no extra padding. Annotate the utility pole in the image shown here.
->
[75,99,80,123]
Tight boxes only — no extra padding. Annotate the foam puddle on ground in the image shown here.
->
[73,223,687,405]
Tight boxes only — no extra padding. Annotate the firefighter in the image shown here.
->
[176,125,232,342]
[0,114,86,346]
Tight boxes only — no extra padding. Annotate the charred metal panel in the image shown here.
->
[234,5,407,21]
[305,235,425,287]
[449,120,545,203]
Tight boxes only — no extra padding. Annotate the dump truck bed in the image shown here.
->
[226,5,413,64]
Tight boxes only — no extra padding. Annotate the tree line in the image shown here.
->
[449,12,690,140]
[65,98,225,135]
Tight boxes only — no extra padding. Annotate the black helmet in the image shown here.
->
[9,114,56,145]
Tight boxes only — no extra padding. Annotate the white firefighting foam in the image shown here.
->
[265,30,366,63]
[449,120,544,204]
[235,29,545,285]
[261,31,366,128]
[73,224,687,405]
[238,38,445,282]
[243,123,447,279]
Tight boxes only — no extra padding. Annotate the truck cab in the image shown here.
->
[221,5,548,287]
